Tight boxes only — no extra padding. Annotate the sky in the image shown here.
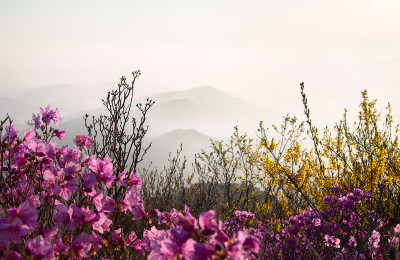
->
[1,0,400,128]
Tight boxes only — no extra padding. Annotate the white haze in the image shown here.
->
[1,0,400,138]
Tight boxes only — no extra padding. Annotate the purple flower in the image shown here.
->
[28,112,41,130]
[112,228,123,243]
[132,202,146,221]
[12,156,28,168]
[23,129,37,149]
[142,226,166,252]
[129,172,142,190]
[25,235,54,259]
[342,197,355,210]
[159,237,180,259]
[74,135,93,149]
[53,204,77,230]
[116,171,127,187]
[54,232,70,254]
[59,178,78,201]
[348,236,357,248]
[0,218,32,249]
[62,161,81,178]
[54,129,66,140]
[389,236,399,248]
[42,169,61,196]
[70,232,93,258]
[394,224,400,235]
[72,205,100,225]
[312,218,321,227]
[241,233,260,254]
[7,201,37,228]
[181,239,214,260]
[92,189,115,213]
[38,225,58,242]
[126,231,142,251]
[40,105,61,126]
[2,125,18,141]
[199,210,218,236]
[88,156,115,188]
[82,171,98,194]
[368,230,380,255]
[121,186,143,213]
[8,251,20,260]
[324,234,340,248]
[58,146,81,165]
[92,213,112,234]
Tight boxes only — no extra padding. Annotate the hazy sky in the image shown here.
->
[1,0,400,127]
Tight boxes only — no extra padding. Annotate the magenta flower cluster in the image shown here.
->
[260,186,400,259]
[1,106,400,259]
[0,106,261,259]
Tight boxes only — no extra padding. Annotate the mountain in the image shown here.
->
[135,86,269,138]
[1,85,271,171]
[140,129,221,171]
[0,97,37,128]
[10,83,111,120]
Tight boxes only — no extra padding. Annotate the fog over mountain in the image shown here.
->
[1,85,273,170]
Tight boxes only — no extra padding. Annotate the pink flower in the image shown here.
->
[2,125,18,141]
[116,171,127,187]
[58,146,81,165]
[54,129,66,140]
[23,129,37,149]
[12,156,27,168]
[70,232,93,258]
[8,251,20,260]
[132,203,146,221]
[72,206,100,225]
[389,236,399,248]
[59,178,78,201]
[368,230,380,255]
[0,219,32,249]
[92,213,112,234]
[88,156,115,188]
[54,232,70,254]
[92,189,115,213]
[82,171,97,194]
[181,238,214,260]
[199,210,218,236]
[112,228,123,243]
[53,204,77,230]
[7,201,37,229]
[25,235,54,259]
[74,135,93,149]
[27,112,41,130]
[129,172,142,190]
[394,224,400,235]
[40,105,61,126]
[324,234,341,248]
[121,186,143,213]
[226,231,260,259]
[312,218,321,227]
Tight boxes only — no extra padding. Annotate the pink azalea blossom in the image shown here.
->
[40,105,61,126]
[25,235,54,259]
[70,232,93,258]
[2,125,18,141]
[129,172,142,190]
[74,135,93,149]
[53,204,77,230]
[54,129,66,140]
[394,224,400,235]
[199,210,218,236]
[92,213,112,234]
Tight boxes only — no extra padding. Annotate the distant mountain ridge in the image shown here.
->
[1,85,271,170]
